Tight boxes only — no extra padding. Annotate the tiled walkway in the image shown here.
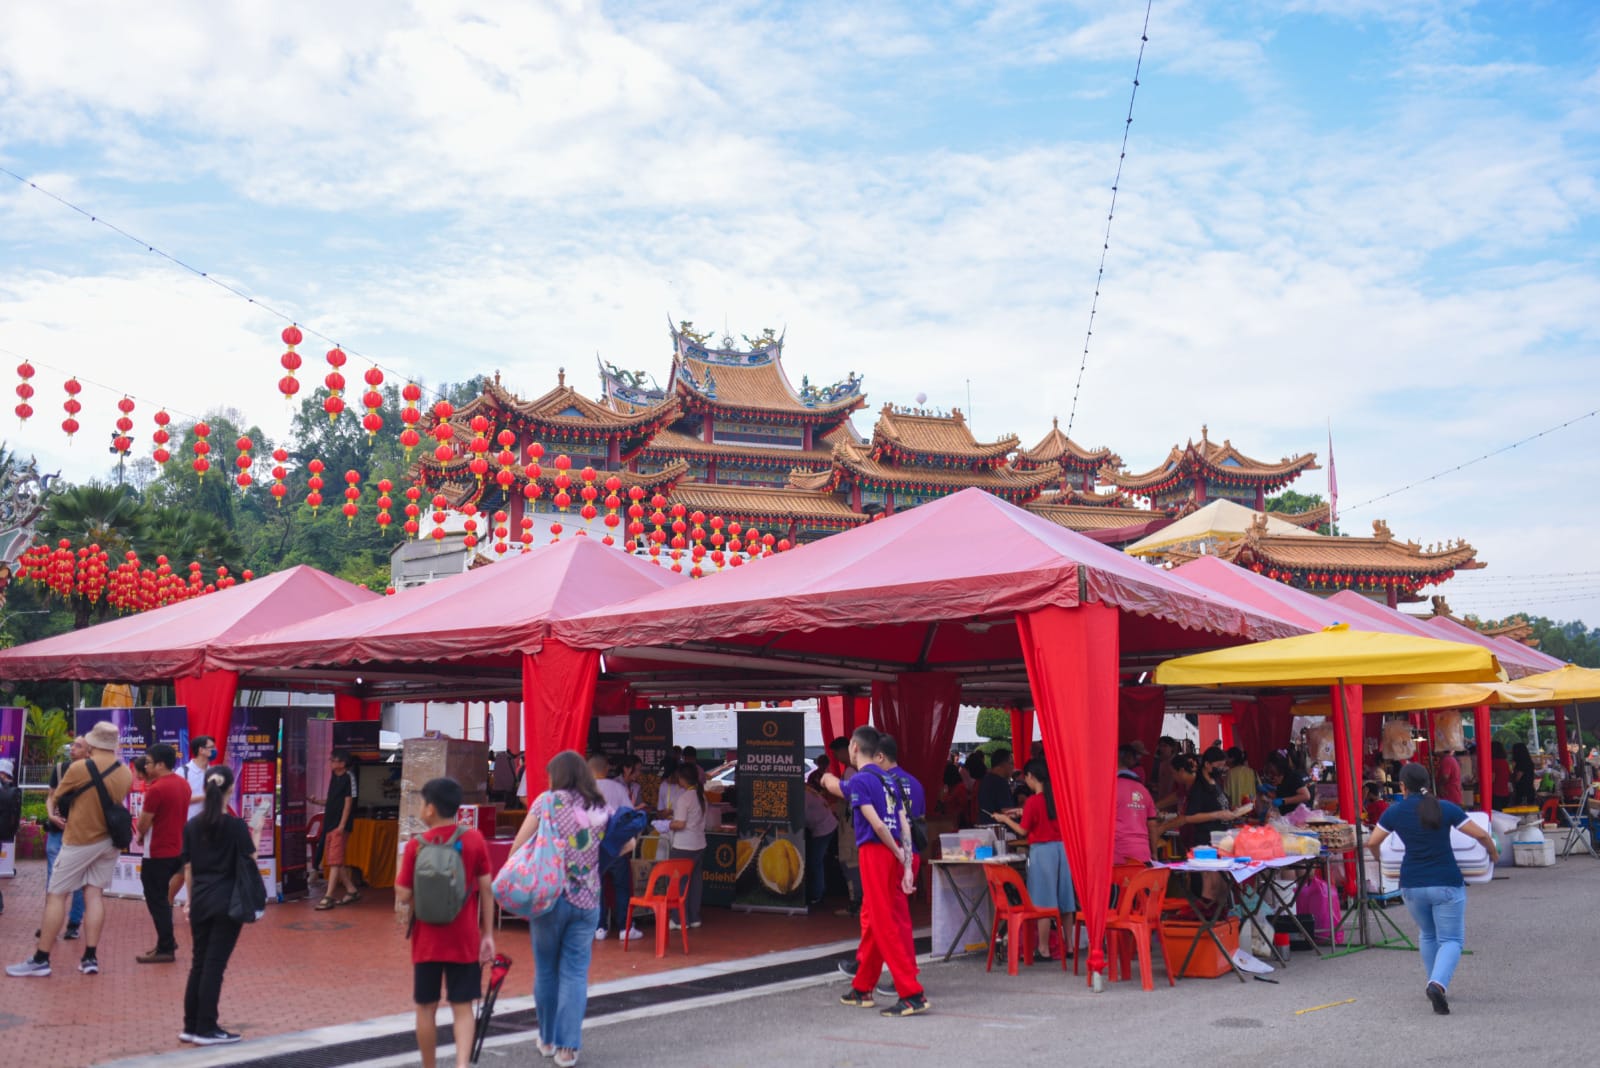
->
[0,858,866,1067]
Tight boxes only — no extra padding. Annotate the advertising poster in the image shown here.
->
[733,709,806,914]
[0,707,22,878]
[74,707,152,897]
[702,830,736,908]
[226,708,282,869]
[279,708,309,900]
[628,707,672,810]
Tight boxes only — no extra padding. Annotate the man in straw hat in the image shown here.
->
[7,721,132,978]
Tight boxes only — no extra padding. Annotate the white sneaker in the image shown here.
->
[179,1032,195,1043]
[594,927,608,941]
[5,958,50,978]
[622,927,644,941]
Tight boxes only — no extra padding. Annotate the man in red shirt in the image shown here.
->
[396,777,494,1068]
[1434,751,1463,806]
[135,743,190,964]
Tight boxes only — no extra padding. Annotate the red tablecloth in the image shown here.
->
[487,837,516,875]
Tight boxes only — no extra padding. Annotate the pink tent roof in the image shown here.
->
[1423,614,1547,678]
[554,489,1304,668]
[1176,557,1417,635]
[1492,636,1564,671]
[0,565,378,681]
[1325,589,1461,640]
[207,536,687,673]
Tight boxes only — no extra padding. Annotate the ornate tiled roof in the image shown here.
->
[1173,517,1483,599]
[1016,418,1121,473]
[419,457,689,510]
[1032,487,1135,508]
[815,438,1059,502]
[1024,499,1165,533]
[870,405,1017,466]
[638,426,840,471]
[1267,502,1331,529]
[455,374,679,437]
[1108,427,1319,496]
[666,481,869,530]
[670,322,865,423]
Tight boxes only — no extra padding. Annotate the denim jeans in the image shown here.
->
[44,830,86,928]
[1401,884,1467,990]
[805,830,835,904]
[531,896,600,1051]
[597,856,630,933]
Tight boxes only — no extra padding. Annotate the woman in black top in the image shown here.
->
[180,764,255,1047]
[1263,751,1311,811]
[1510,744,1538,807]
[1159,754,1250,914]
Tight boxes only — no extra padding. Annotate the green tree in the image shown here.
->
[1263,490,1337,535]
[39,482,146,556]
[973,707,1014,759]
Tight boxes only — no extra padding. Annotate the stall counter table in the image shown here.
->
[1158,856,1323,981]
[931,855,1026,961]
[327,818,399,889]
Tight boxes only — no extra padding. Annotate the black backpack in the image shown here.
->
[0,779,21,842]
[86,760,134,851]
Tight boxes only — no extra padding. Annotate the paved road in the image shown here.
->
[477,855,1599,1067]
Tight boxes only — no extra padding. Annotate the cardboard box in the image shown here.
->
[399,738,489,844]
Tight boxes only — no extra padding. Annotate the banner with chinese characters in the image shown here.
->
[73,707,184,897]
[628,707,673,811]
[0,707,22,877]
[733,709,806,914]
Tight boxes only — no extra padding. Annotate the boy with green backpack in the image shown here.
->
[396,777,495,1068]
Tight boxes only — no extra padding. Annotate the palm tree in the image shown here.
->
[39,483,146,557]
[140,507,244,572]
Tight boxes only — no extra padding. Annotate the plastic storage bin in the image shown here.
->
[1161,918,1240,978]
[1512,840,1556,867]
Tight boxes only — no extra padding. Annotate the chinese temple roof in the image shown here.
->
[455,373,680,447]
[800,438,1059,502]
[1425,597,1538,647]
[419,457,690,510]
[1015,418,1121,473]
[1172,516,1482,601]
[1268,502,1331,529]
[669,322,865,424]
[639,425,845,471]
[1107,427,1319,496]
[665,481,869,532]
[1023,498,1168,534]
[870,404,1017,466]
[1032,487,1136,508]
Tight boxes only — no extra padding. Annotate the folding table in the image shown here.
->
[931,855,1026,961]
[1158,856,1316,982]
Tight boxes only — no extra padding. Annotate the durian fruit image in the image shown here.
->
[757,837,804,896]
[735,835,763,890]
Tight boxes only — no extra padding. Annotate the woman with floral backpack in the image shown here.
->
[504,750,608,1068]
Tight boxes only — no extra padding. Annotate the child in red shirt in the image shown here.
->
[396,778,494,1068]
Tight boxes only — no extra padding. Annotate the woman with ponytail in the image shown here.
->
[666,760,708,929]
[990,759,1074,961]
[180,764,255,1046]
[1366,762,1498,1016]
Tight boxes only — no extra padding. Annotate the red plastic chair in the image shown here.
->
[1103,867,1176,991]
[1072,863,1146,976]
[982,864,1067,976]
[624,860,693,958]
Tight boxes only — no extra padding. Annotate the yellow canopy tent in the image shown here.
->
[1155,625,1503,950]
[1294,681,1551,717]
[1508,664,1600,704]
[1153,624,1504,688]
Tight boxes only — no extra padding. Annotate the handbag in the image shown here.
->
[86,760,134,851]
[228,841,268,923]
[492,794,565,919]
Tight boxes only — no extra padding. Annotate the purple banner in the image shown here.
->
[0,707,21,774]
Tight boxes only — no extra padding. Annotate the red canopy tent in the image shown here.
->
[207,537,687,794]
[0,565,377,743]
[553,489,1305,987]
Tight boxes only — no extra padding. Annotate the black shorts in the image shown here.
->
[413,960,481,1006]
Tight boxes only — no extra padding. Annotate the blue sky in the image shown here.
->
[2,1,1598,624]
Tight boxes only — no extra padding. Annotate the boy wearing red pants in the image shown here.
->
[822,725,927,1017]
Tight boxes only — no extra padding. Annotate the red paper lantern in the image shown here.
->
[400,383,423,459]
[306,458,325,513]
[192,421,212,479]
[235,435,253,487]
[15,360,35,422]
[280,326,303,400]
[62,377,83,440]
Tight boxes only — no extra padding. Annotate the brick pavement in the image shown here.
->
[0,857,864,1067]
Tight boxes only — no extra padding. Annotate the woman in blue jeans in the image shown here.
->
[1366,762,1499,1015]
[511,750,608,1068]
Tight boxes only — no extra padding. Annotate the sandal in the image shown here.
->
[336,892,362,907]
[314,898,337,911]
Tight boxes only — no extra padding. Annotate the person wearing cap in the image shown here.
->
[43,737,90,939]
[8,721,133,978]
[0,757,21,915]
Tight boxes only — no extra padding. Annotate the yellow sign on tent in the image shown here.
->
[1153,624,1504,688]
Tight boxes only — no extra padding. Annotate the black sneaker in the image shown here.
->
[63,926,81,941]
[835,959,858,978]
[838,989,874,1009]
[1426,982,1450,1015]
[192,1029,241,1046]
[78,957,99,975]
[880,994,929,1017]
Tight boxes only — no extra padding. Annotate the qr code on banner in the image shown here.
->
[751,779,788,822]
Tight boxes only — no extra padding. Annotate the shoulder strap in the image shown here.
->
[85,760,121,810]
[447,825,466,852]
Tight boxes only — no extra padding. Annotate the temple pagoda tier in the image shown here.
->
[1106,426,1319,511]
[1166,515,1483,607]
[1425,598,1540,648]
[1015,418,1121,493]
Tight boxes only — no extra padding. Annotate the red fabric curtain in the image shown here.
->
[175,670,238,749]
[1119,686,1165,782]
[1330,684,1362,894]
[1474,704,1492,813]
[1198,714,1225,750]
[505,699,522,751]
[1230,699,1257,767]
[333,694,380,721]
[521,640,602,800]
[1019,602,1118,984]
[869,673,961,803]
[822,695,869,775]
[1009,707,1034,766]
